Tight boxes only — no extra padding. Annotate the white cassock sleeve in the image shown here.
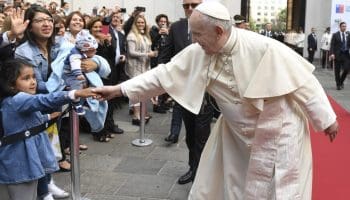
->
[120,68,166,103]
[121,44,208,114]
[290,75,336,132]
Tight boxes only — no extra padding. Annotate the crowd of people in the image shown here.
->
[0,0,342,200]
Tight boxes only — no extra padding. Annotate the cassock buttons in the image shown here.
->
[233,100,241,104]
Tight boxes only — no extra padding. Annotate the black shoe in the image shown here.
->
[132,118,140,126]
[163,102,173,109]
[129,109,134,115]
[153,105,167,114]
[164,134,178,143]
[341,84,344,89]
[337,85,342,90]
[177,170,194,185]
[110,125,124,134]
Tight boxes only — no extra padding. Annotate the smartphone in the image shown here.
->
[14,2,21,9]
[101,25,109,35]
[0,4,4,13]
[120,8,126,13]
[135,6,145,12]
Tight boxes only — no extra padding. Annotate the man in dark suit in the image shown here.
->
[0,32,16,60]
[261,23,276,39]
[330,22,349,90]
[307,27,318,63]
[158,0,214,185]
[102,11,126,134]
[109,11,127,83]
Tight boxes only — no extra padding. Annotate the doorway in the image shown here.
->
[241,0,306,32]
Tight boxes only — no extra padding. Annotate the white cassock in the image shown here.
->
[121,28,336,200]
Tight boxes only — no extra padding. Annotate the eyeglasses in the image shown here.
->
[32,17,54,24]
[182,3,199,9]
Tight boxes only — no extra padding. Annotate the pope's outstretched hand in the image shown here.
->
[92,85,123,101]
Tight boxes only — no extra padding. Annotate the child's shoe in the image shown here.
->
[48,180,70,199]
[74,104,85,115]
[42,193,54,200]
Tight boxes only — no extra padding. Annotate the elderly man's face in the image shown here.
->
[111,12,122,28]
[183,0,202,18]
[189,11,224,55]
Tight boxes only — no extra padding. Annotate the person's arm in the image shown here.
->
[320,34,326,45]
[157,26,175,64]
[0,32,15,48]
[12,88,96,113]
[5,8,29,45]
[329,34,336,59]
[69,54,83,76]
[290,76,338,141]
[294,34,304,46]
[93,68,165,102]
[94,43,208,114]
[80,56,112,78]
[123,17,134,37]
[91,55,111,78]
[127,38,149,58]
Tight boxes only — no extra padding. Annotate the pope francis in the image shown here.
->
[93,1,339,200]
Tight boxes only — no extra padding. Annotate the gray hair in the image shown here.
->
[198,12,232,32]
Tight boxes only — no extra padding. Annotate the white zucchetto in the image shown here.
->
[195,1,231,21]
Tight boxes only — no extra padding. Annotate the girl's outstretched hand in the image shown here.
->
[50,112,61,119]
[74,87,99,99]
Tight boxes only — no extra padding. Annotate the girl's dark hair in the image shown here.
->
[0,59,34,98]
[24,5,55,47]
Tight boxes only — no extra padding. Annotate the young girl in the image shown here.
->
[0,58,94,200]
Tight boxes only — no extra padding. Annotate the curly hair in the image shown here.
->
[0,59,34,98]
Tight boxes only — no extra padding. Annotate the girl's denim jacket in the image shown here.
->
[0,91,71,184]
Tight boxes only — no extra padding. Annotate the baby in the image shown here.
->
[63,29,98,115]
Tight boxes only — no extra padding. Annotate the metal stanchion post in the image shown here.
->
[132,101,153,146]
[70,107,90,200]
[319,50,322,67]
